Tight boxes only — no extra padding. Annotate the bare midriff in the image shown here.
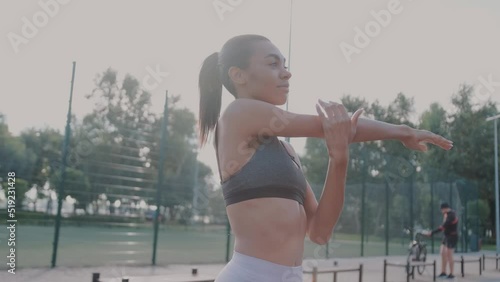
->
[226,197,307,267]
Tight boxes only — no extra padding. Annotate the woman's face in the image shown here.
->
[235,40,292,105]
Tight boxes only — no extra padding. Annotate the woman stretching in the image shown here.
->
[198,34,453,281]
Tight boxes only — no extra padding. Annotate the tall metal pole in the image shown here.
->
[486,114,500,254]
[285,0,293,143]
[409,172,414,242]
[192,150,199,224]
[51,61,76,268]
[476,182,480,251]
[152,91,169,265]
[457,193,470,253]
[385,178,389,256]
[360,153,366,256]
[431,178,435,254]
[495,119,499,253]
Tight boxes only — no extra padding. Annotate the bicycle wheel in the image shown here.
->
[417,245,427,275]
[406,247,415,275]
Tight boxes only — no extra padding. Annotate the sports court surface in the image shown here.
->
[1,252,498,282]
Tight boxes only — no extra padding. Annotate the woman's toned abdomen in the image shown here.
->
[227,198,307,267]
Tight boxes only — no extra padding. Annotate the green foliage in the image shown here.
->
[446,85,497,200]
[20,128,63,187]
[1,178,30,210]
[300,86,496,236]
[0,117,37,179]
[50,167,91,214]
[74,68,211,221]
[466,199,490,226]
[1,67,213,223]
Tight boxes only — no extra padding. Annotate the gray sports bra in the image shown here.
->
[215,126,308,206]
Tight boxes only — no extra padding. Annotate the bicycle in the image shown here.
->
[404,228,429,275]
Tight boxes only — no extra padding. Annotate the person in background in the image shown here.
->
[426,202,458,279]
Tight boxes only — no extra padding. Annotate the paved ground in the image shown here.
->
[0,252,498,282]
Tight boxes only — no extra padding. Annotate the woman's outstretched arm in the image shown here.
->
[223,98,452,152]
[353,118,453,151]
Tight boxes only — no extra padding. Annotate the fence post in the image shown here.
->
[92,273,100,282]
[359,264,363,282]
[52,61,76,268]
[383,259,387,282]
[461,256,464,277]
[312,266,317,282]
[430,179,434,254]
[406,261,410,282]
[385,179,389,256]
[152,91,169,265]
[479,257,482,275]
[361,168,366,257]
[433,260,436,282]
[225,219,231,262]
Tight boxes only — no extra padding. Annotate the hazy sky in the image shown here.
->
[2,0,500,177]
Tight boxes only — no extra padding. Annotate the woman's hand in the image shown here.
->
[401,127,453,152]
[316,100,363,160]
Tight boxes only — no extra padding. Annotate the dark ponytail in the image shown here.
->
[199,52,222,146]
[198,34,270,146]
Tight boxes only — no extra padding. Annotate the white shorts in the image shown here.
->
[215,251,303,282]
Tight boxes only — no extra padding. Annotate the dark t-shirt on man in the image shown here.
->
[431,210,458,248]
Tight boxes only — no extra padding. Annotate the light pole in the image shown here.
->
[486,114,500,253]
[192,148,199,224]
[285,0,293,143]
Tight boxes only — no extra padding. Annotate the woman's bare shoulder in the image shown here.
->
[221,98,322,139]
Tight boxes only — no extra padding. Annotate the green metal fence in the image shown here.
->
[0,65,486,268]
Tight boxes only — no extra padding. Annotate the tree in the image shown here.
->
[0,113,36,210]
[74,68,212,221]
[419,102,450,180]
[1,178,30,211]
[0,113,36,181]
[466,199,490,228]
[76,68,162,215]
[49,168,91,215]
[20,127,63,212]
[447,84,497,199]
